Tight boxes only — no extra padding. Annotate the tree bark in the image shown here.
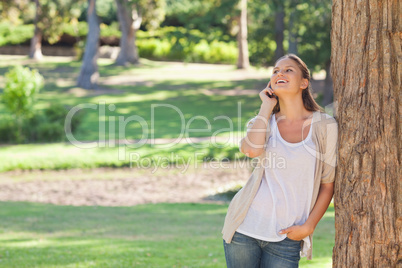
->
[331,0,401,267]
[274,4,285,61]
[77,0,100,89]
[29,0,43,60]
[322,60,333,106]
[236,0,250,69]
[115,0,141,66]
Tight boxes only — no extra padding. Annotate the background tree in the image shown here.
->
[29,0,42,59]
[295,1,332,105]
[0,0,32,25]
[286,0,299,55]
[163,0,251,69]
[163,0,227,33]
[247,1,275,66]
[236,0,250,69]
[77,0,100,89]
[28,0,83,59]
[331,0,401,267]
[272,0,285,61]
[114,0,165,66]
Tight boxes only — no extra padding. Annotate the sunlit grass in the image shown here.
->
[0,141,244,172]
[0,202,334,268]
[0,56,264,142]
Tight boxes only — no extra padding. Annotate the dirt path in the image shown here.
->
[0,163,253,206]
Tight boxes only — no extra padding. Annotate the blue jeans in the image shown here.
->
[223,232,301,268]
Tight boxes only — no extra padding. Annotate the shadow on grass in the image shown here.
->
[0,201,334,267]
[0,201,228,267]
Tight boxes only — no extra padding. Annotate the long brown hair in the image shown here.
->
[271,54,323,114]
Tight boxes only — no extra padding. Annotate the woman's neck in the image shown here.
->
[276,97,313,122]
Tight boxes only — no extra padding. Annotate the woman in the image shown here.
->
[222,54,338,267]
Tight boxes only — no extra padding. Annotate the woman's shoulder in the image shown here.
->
[313,111,337,126]
[312,111,338,139]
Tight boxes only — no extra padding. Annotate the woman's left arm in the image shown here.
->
[279,182,334,240]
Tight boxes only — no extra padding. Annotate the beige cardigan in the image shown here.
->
[222,111,338,260]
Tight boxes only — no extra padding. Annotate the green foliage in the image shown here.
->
[0,66,84,143]
[247,1,276,66]
[37,102,83,142]
[0,103,83,144]
[2,66,44,117]
[96,0,117,25]
[163,0,234,33]
[0,22,34,46]
[0,0,332,69]
[61,20,88,37]
[100,21,121,37]
[0,0,34,24]
[0,115,19,143]
[0,21,119,46]
[34,0,85,44]
[136,27,237,64]
[294,1,332,71]
[137,0,166,30]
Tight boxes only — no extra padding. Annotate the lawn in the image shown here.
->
[0,56,334,267]
[0,202,334,267]
[0,56,267,172]
[0,56,266,141]
[0,141,246,172]
[0,56,328,173]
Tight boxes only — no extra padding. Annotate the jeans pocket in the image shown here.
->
[231,232,253,245]
[284,236,302,243]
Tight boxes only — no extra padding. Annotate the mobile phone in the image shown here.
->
[266,86,276,98]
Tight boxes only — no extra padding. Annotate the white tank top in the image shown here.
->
[237,114,316,254]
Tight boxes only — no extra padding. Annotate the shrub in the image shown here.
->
[0,23,239,64]
[0,115,18,143]
[2,66,44,143]
[62,21,88,38]
[0,103,84,144]
[36,122,65,142]
[0,22,34,46]
[2,65,44,118]
[100,22,121,38]
[136,27,237,64]
[0,66,82,143]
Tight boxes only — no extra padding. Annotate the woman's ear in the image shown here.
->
[301,79,309,90]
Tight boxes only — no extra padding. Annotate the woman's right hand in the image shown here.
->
[259,81,278,108]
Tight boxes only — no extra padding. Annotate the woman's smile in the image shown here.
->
[276,79,289,85]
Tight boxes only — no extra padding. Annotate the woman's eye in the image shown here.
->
[286,69,292,72]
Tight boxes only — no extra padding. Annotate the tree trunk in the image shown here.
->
[288,10,298,55]
[115,0,141,66]
[322,60,333,107]
[77,0,100,89]
[274,4,285,61]
[29,0,43,60]
[236,0,249,69]
[331,0,401,267]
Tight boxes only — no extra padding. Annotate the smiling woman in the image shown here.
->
[268,55,322,115]
[222,54,338,267]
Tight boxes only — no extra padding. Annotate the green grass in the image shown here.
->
[0,142,244,172]
[0,202,334,267]
[0,56,268,172]
[0,56,264,141]
[0,56,335,267]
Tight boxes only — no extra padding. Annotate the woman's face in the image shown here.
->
[270,58,308,96]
